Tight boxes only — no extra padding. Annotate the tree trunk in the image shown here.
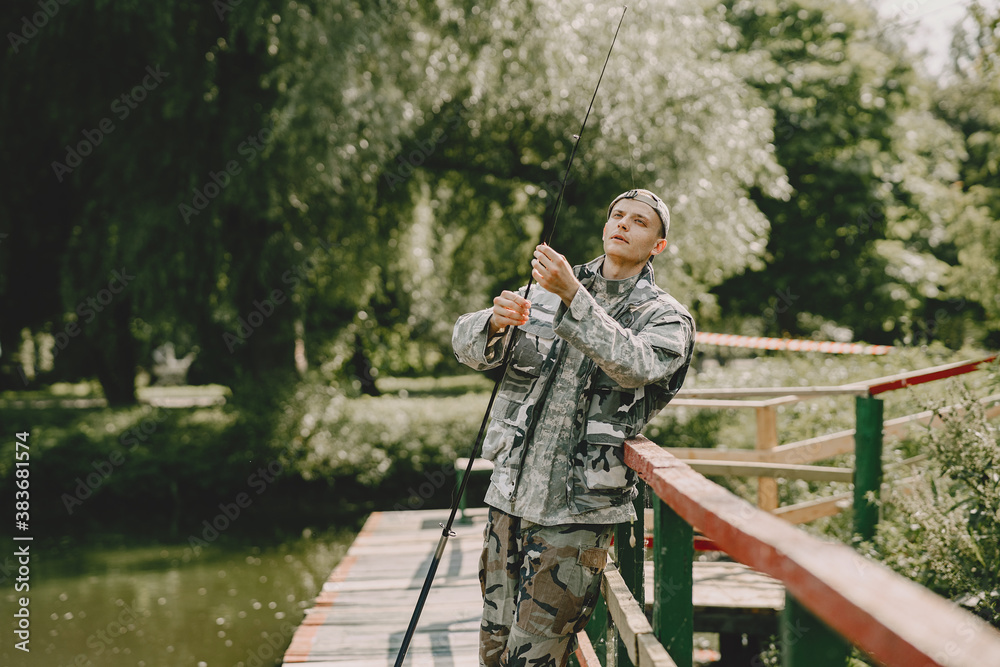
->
[352,337,381,396]
[93,298,138,406]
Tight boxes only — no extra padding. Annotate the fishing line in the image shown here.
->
[393,7,628,665]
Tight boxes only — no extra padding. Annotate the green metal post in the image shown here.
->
[653,496,692,667]
[455,464,471,524]
[781,593,851,666]
[584,593,608,665]
[615,483,646,605]
[854,395,884,542]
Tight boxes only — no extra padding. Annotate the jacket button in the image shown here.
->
[620,312,634,326]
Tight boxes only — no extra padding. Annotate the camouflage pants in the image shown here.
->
[479,507,613,667]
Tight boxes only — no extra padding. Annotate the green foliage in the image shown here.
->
[3,0,999,402]
[274,372,489,490]
[0,402,246,538]
[349,0,794,374]
[2,0,795,394]
[870,382,1000,628]
[935,2,1000,340]
[714,0,986,347]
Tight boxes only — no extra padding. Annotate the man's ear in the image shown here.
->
[650,238,668,256]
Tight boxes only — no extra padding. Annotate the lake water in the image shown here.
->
[1,529,352,667]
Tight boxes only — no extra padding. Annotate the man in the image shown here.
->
[452,188,695,667]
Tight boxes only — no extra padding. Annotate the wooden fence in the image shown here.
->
[666,356,998,539]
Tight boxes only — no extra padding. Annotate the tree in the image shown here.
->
[1,0,793,397]
[1,1,395,399]
[343,0,792,376]
[936,1,1000,346]
[713,0,975,346]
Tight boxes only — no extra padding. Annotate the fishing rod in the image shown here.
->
[393,7,628,665]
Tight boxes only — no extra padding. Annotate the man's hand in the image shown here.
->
[490,290,530,334]
[532,244,580,306]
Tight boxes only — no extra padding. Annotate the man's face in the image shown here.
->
[602,198,668,268]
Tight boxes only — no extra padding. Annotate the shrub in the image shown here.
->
[871,382,1000,628]
[273,373,491,510]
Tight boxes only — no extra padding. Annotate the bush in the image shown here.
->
[273,372,492,511]
[870,381,1000,628]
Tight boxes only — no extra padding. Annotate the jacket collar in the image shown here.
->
[575,255,659,305]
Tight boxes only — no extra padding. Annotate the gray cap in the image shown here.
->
[607,188,670,236]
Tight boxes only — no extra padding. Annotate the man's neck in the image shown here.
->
[601,256,646,280]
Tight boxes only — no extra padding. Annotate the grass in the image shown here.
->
[376,373,494,397]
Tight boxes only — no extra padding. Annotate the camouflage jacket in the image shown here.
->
[452,255,695,515]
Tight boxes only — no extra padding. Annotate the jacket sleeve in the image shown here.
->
[552,287,693,389]
[452,308,511,371]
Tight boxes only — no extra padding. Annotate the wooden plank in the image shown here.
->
[756,405,779,511]
[883,394,1000,440]
[455,456,495,472]
[603,563,653,666]
[770,430,856,465]
[767,393,1000,467]
[772,474,923,526]
[637,632,679,667]
[762,395,808,407]
[684,460,853,482]
[772,493,852,524]
[667,397,773,408]
[675,386,868,399]
[282,508,484,666]
[574,628,601,667]
[663,447,778,463]
[625,437,1000,667]
[667,395,1000,474]
[864,355,996,395]
[667,395,805,408]
[644,561,785,612]
[672,358,996,400]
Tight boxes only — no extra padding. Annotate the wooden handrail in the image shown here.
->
[670,355,996,401]
[675,386,865,399]
[862,355,996,395]
[624,437,1000,666]
[682,460,853,482]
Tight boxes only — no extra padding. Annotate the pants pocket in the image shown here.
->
[516,537,610,638]
[563,546,609,636]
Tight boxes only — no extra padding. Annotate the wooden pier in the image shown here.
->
[281,507,785,666]
[282,507,486,666]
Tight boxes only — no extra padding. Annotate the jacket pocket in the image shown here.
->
[571,381,647,511]
[584,382,645,441]
[508,319,555,376]
[569,433,637,513]
[482,396,525,461]
[488,442,519,499]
